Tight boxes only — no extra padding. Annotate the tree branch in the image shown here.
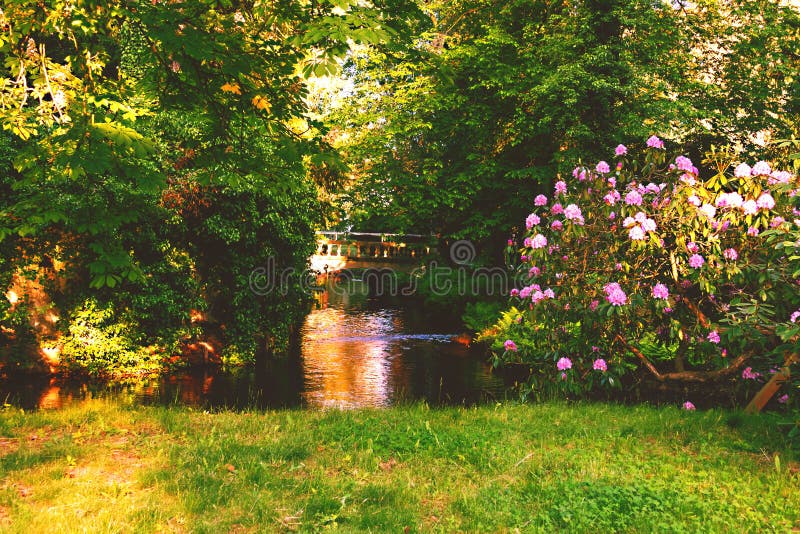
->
[615,334,752,383]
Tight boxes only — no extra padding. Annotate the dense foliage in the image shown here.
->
[486,138,799,402]
[328,0,799,258]
[0,1,422,373]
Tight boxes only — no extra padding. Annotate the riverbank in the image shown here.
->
[1,401,797,532]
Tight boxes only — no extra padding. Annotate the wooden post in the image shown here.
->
[744,353,797,414]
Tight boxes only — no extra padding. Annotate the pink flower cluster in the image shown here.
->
[622,212,656,241]
[742,367,760,380]
[563,204,584,225]
[557,357,572,371]
[504,340,518,352]
[593,358,607,372]
[646,135,665,149]
[652,283,669,300]
[530,234,547,249]
[688,254,704,269]
[604,282,627,306]
[707,330,720,344]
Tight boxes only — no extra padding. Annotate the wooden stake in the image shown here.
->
[744,353,797,414]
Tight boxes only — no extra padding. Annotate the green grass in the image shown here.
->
[0,401,797,532]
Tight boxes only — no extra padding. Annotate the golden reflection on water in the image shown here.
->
[301,305,397,408]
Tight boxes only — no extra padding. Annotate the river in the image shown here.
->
[0,282,518,410]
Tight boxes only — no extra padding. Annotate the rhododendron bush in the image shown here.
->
[491,138,800,400]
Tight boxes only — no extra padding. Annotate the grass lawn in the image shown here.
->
[0,400,797,533]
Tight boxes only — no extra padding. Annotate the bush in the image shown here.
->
[487,138,799,402]
[59,299,164,376]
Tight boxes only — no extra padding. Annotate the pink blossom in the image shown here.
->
[555,181,568,195]
[608,177,617,188]
[544,288,555,299]
[532,290,545,303]
[564,204,584,224]
[751,161,771,176]
[572,167,582,178]
[615,144,627,156]
[756,192,775,210]
[625,190,643,206]
[687,194,701,207]
[534,194,548,206]
[778,394,790,404]
[604,282,627,306]
[742,199,758,216]
[557,357,572,371]
[628,226,645,241]
[170,60,181,73]
[682,401,696,411]
[596,161,610,174]
[699,204,716,219]
[790,309,800,323]
[641,218,657,233]
[652,283,669,300]
[734,163,751,178]
[723,248,738,261]
[742,367,760,380]
[525,213,541,229]
[551,203,564,215]
[680,174,697,186]
[551,220,563,231]
[663,307,672,314]
[646,135,664,149]
[529,266,541,277]
[707,330,720,344]
[589,300,599,311]
[686,241,699,253]
[716,192,743,208]
[770,216,785,228]
[593,359,607,372]
[688,254,704,268]
[609,211,616,220]
[510,288,520,297]
[603,191,618,205]
[530,234,547,249]
[523,237,532,247]
[675,156,694,172]
[504,340,518,352]
[519,286,532,299]
[769,170,792,185]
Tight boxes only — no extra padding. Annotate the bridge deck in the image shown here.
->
[311,231,436,272]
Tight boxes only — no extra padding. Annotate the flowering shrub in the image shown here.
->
[491,139,799,401]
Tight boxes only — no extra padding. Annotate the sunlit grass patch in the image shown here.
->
[0,401,797,532]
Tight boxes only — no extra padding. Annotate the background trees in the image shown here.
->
[328,0,799,259]
[0,0,422,371]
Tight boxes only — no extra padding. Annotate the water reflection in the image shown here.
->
[0,283,518,410]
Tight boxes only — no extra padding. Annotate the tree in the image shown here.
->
[0,0,424,371]
[327,0,799,259]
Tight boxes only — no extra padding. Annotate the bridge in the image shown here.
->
[310,231,436,273]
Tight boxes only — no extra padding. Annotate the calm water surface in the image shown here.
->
[1,284,519,410]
